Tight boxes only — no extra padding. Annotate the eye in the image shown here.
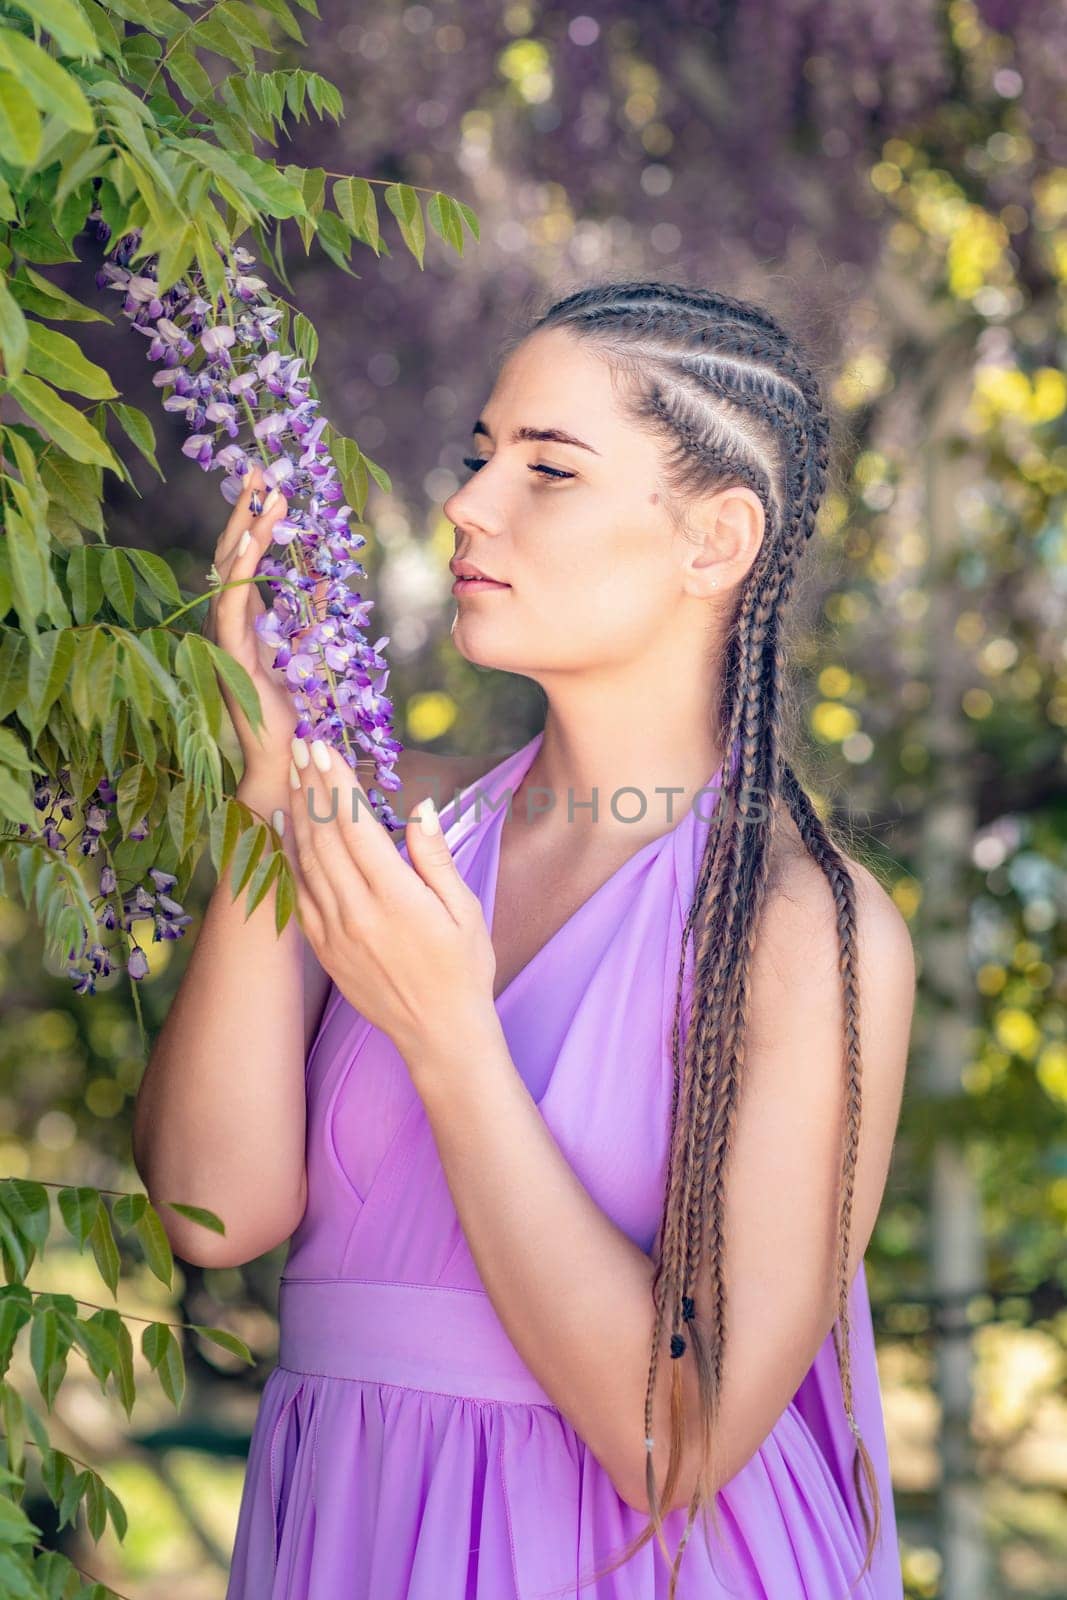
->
[461,456,575,483]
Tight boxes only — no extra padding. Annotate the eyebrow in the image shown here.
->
[472,419,601,456]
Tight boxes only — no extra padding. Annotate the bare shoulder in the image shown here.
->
[763,827,917,999]
[751,824,917,1109]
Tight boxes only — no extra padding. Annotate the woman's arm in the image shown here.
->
[403,853,915,1514]
[131,748,505,1269]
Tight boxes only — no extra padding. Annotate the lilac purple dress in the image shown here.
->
[224,731,903,1598]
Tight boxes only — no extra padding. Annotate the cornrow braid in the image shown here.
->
[517,280,882,1600]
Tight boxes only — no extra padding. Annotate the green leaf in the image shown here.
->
[70,627,117,728]
[243,844,281,917]
[200,636,263,735]
[314,208,356,276]
[54,139,110,208]
[25,630,77,742]
[332,175,379,252]
[154,220,197,294]
[230,821,266,894]
[0,1180,50,1252]
[0,1288,33,1381]
[133,1206,174,1288]
[0,31,95,133]
[291,310,318,366]
[427,191,465,255]
[0,726,43,776]
[0,632,28,721]
[0,275,28,382]
[165,776,203,857]
[105,0,186,33]
[0,70,42,169]
[127,547,181,609]
[4,509,48,638]
[142,1320,184,1409]
[9,376,122,472]
[189,9,254,69]
[117,636,156,722]
[274,853,296,933]
[111,401,163,476]
[8,264,113,325]
[88,1203,120,1297]
[218,0,276,53]
[454,197,480,242]
[5,0,101,58]
[115,761,157,836]
[0,769,36,828]
[190,1322,255,1363]
[100,546,137,623]
[39,451,104,535]
[161,37,207,94]
[165,1200,226,1236]
[208,793,244,877]
[251,0,305,45]
[66,545,104,623]
[175,632,223,738]
[57,1187,102,1250]
[384,182,425,268]
[23,322,118,400]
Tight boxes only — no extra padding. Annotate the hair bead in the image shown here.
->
[681,1295,695,1321]
[670,1333,686,1358]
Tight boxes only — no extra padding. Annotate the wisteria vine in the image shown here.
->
[18,214,405,995]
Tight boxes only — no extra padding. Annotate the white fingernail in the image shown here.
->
[272,808,285,836]
[310,738,331,773]
[289,760,301,789]
[242,466,254,487]
[419,797,440,836]
[237,529,251,555]
[263,488,281,512]
[291,737,310,769]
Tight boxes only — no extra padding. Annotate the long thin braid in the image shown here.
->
[515,281,883,1600]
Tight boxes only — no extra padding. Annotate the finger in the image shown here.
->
[212,494,291,656]
[276,812,329,952]
[305,738,400,899]
[288,743,356,926]
[217,481,288,571]
[214,464,267,562]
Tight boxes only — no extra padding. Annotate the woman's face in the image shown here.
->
[442,326,701,682]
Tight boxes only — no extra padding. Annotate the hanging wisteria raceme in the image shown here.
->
[23,767,194,996]
[16,213,405,995]
[87,207,404,825]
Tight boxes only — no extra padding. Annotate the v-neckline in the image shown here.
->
[483,732,727,1009]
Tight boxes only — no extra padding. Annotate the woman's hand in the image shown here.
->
[204,465,328,807]
[285,735,501,1073]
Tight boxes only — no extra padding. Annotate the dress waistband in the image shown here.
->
[277,1276,558,1408]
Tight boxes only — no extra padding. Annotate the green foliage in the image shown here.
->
[0,0,481,1589]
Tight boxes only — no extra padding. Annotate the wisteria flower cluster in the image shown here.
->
[88,208,404,819]
[22,769,193,995]
[16,213,405,995]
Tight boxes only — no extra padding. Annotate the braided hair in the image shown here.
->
[513,281,881,1597]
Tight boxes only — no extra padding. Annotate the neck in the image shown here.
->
[518,689,726,848]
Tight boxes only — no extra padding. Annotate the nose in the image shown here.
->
[443,478,502,544]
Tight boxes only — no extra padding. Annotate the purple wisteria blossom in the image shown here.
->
[88,208,404,833]
[19,771,193,994]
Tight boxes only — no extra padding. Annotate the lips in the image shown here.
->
[449,558,508,585]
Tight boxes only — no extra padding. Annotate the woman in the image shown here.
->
[133,281,914,1597]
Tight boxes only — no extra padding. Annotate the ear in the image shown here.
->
[681,485,765,598]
